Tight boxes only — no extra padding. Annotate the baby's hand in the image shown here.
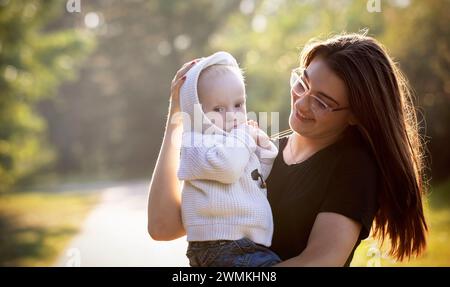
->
[247,119,258,129]
[246,120,272,149]
[243,120,258,142]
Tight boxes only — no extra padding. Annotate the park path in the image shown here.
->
[55,181,189,267]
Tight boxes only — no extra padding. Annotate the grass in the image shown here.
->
[0,190,100,267]
[351,179,450,267]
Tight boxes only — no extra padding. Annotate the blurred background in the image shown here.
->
[0,0,449,266]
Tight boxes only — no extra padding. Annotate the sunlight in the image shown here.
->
[84,12,100,29]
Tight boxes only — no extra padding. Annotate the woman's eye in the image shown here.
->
[213,107,224,112]
[313,98,328,110]
[235,103,243,108]
[296,82,306,93]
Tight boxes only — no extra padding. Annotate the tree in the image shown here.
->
[0,0,93,191]
[39,0,240,179]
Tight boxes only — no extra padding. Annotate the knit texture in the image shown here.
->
[177,51,278,246]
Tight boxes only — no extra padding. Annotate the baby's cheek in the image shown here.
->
[237,117,247,126]
[235,109,247,123]
[204,111,221,122]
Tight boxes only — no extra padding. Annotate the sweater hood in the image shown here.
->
[179,51,240,135]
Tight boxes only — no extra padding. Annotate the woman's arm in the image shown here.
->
[147,60,197,241]
[274,212,362,267]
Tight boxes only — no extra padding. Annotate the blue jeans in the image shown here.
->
[186,237,281,267]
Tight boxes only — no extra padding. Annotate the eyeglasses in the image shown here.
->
[290,68,349,116]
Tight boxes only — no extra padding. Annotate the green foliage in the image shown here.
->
[38,0,241,179]
[0,0,94,191]
[3,0,448,186]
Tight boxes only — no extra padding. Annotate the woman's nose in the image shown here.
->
[294,94,310,111]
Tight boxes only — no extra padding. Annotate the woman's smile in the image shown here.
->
[295,110,315,123]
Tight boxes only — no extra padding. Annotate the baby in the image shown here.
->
[177,51,281,267]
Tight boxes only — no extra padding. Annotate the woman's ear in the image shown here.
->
[348,113,358,126]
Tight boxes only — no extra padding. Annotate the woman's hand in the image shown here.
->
[169,60,199,115]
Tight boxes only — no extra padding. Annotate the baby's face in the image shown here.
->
[198,69,247,132]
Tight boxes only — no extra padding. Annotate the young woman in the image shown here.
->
[147,33,428,266]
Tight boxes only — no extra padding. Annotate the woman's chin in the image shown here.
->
[289,113,314,135]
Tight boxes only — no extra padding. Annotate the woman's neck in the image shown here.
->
[287,130,343,164]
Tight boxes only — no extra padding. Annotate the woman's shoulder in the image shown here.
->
[323,127,380,213]
[335,126,379,173]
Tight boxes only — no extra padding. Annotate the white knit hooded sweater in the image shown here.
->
[177,51,278,247]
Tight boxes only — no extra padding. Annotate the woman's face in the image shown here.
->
[289,57,354,140]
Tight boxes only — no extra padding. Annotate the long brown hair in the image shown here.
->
[301,33,428,261]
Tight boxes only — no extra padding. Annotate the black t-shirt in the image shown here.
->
[266,126,379,266]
